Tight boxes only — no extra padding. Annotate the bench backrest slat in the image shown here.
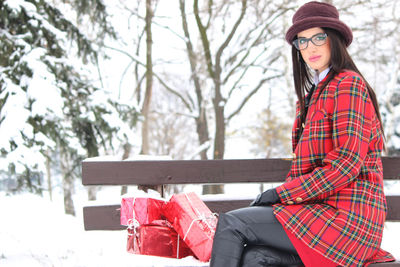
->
[82,156,400,186]
[387,195,400,221]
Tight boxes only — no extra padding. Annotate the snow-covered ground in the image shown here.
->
[0,192,208,267]
[0,188,399,266]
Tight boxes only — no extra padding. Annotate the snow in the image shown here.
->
[0,190,399,266]
[1,0,400,266]
[4,0,35,13]
[0,192,208,267]
[24,49,64,118]
[187,141,211,160]
[83,155,173,162]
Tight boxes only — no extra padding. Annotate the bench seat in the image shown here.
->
[81,156,400,265]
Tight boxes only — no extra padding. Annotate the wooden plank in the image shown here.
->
[82,158,292,186]
[83,205,124,231]
[82,157,400,186]
[82,199,255,231]
[369,262,400,267]
[203,199,253,214]
[83,195,400,231]
[387,195,400,221]
[382,156,400,180]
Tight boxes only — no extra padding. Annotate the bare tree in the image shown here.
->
[179,0,211,161]
[104,1,165,194]
[175,0,293,193]
[136,0,164,194]
[140,0,154,155]
[102,1,294,196]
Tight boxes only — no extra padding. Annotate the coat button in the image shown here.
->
[287,201,294,205]
[292,153,296,159]
[296,197,303,202]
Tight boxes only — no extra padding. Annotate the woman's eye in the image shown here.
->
[299,39,307,44]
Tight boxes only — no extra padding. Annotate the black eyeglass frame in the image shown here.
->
[292,33,328,50]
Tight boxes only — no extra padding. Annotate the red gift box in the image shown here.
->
[121,196,166,226]
[163,192,218,262]
[127,220,194,259]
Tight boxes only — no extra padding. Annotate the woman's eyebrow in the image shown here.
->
[297,32,324,38]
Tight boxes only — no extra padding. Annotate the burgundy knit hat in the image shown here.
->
[286,1,353,47]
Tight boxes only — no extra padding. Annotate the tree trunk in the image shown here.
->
[63,174,75,216]
[138,0,163,195]
[140,0,153,156]
[192,0,228,195]
[60,147,75,216]
[179,0,210,160]
[196,114,210,160]
[45,150,53,201]
[87,187,97,201]
[213,95,225,160]
[203,92,225,195]
[121,142,131,195]
[202,184,224,194]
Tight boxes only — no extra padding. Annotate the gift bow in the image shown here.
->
[127,197,140,233]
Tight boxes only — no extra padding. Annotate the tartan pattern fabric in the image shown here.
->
[273,71,395,266]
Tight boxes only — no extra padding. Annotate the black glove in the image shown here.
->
[249,188,280,206]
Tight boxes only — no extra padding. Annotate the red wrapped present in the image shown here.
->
[163,192,218,262]
[126,220,194,259]
[121,196,166,226]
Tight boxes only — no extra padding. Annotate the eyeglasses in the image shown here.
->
[292,33,328,50]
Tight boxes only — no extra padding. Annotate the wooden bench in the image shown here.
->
[82,156,400,266]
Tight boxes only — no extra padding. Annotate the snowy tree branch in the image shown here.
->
[227,74,283,122]
[103,45,193,112]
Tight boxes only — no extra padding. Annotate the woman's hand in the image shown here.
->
[250,188,280,206]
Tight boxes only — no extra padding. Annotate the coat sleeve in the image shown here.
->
[276,74,374,204]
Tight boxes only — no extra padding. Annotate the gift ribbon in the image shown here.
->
[132,197,136,225]
[177,234,180,259]
[182,193,217,241]
[127,197,183,259]
[126,197,138,233]
[127,197,140,252]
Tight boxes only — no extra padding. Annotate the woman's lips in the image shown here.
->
[309,55,321,62]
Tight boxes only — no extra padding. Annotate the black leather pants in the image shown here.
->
[209,206,303,267]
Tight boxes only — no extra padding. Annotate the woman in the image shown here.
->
[210,1,396,266]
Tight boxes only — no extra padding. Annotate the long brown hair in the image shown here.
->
[291,27,385,138]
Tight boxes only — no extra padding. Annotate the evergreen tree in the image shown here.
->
[0,0,136,214]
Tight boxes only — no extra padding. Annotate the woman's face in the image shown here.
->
[297,27,331,73]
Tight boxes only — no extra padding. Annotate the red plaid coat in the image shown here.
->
[273,71,395,266]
